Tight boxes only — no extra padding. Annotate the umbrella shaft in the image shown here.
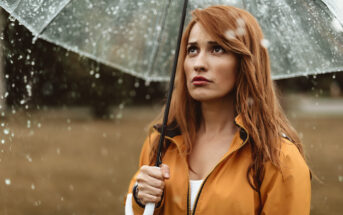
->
[155,0,189,167]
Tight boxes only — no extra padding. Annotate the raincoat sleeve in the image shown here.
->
[125,132,165,215]
[260,141,311,215]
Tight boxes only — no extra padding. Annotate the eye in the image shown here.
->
[212,45,225,54]
[187,46,198,55]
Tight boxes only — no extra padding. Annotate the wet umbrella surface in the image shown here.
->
[0,0,342,215]
[0,0,342,80]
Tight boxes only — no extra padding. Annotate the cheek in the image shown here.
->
[184,59,192,82]
[214,61,237,90]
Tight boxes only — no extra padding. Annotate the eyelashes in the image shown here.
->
[186,44,226,55]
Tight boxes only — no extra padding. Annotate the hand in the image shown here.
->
[135,164,170,205]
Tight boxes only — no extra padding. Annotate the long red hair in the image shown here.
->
[149,5,304,191]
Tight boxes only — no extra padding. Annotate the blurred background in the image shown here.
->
[0,3,342,215]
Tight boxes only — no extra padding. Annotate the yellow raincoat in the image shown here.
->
[126,115,311,215]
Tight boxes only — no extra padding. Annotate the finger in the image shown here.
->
[142,174,165,189]
[142,185,163,197]
[137,192,161,204]
[140,166,164,180]
[160,164,170,179]
[146,166,164,180]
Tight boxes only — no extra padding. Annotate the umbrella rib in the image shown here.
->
[32,0,72,43]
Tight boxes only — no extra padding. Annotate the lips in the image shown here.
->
[191,76,211,86]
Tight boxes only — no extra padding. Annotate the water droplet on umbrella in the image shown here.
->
[261,39,270,48]
[9,16,15,22]
[331,18,343,32]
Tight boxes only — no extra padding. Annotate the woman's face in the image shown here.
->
[184,23,238,102]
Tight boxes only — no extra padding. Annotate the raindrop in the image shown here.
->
[332,74,336,79]
[119,103,125,109]
[338,176,343,182]
[1,139,5,144]
[95,73,100,79]
[26,155,33,162]
[9,16,15,22]
[134,81,140,88]
[5,178,11,185]
[4,92,9,98]
[33,200,42,206]
[37,123,42,128]
[27,120,31,128]
[3,128,9,135]
[116,112,123,119]
[118,78,123,84]
[145,94,151,100]
[89,70,94,75]
[26,85,32,97]
[236,18,245,27]
[56,148,61,155]
[260,39,270,48]
[225,30,235,40]
[31,184,36,190]
[236,27,246,36]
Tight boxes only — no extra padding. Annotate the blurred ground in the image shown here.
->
[0,95,342,215]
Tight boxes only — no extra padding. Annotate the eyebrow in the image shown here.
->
[187,41,219,46]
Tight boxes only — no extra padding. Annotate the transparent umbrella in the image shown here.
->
[0,0,342,82]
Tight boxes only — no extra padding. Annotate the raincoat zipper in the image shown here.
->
[188,127,249,215]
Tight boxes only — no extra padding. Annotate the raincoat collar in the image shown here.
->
[153,113,249,142]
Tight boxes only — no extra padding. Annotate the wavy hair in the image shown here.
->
[149,5,304,192]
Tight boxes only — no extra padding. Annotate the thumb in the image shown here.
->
[160,164,170,179]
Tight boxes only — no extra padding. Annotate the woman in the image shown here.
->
[126,5,311,215]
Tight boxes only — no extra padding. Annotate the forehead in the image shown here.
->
[188,23,215,43]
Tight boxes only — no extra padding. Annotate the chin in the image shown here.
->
[189,93,224,102]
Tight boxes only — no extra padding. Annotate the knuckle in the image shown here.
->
[141,165,148,172]
[159,181,165,188]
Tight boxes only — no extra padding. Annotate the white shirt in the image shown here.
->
[189,179,204,211]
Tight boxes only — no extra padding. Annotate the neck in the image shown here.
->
[199,93,236,135]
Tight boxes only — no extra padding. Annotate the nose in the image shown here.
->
[193,52,208,72]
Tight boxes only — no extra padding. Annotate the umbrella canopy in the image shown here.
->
[0,0,342,81]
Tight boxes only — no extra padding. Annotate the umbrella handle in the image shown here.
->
[143,203,155,215]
